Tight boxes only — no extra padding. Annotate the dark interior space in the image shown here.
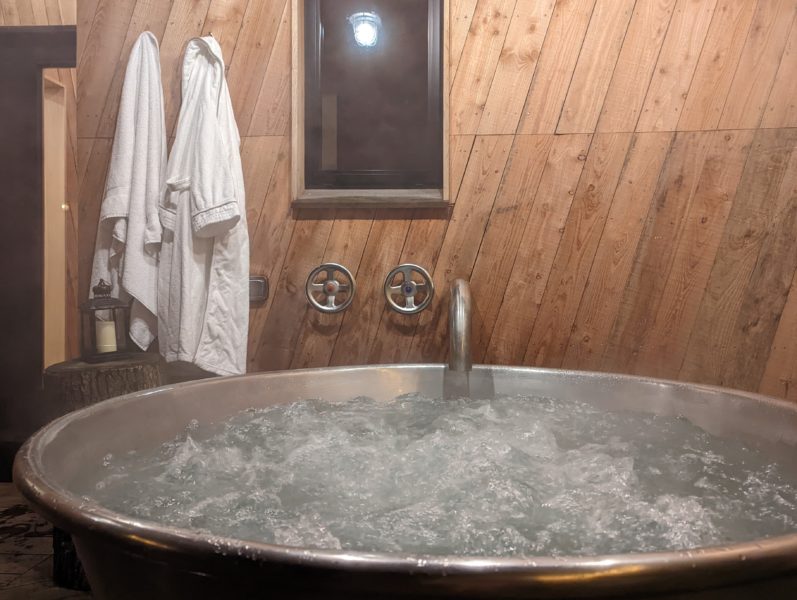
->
[0,26,77,481]
[305,0,442,189]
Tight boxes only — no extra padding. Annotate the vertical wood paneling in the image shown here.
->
[76,0,797,400]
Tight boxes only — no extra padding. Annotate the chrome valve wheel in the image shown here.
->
[305,263,356,313]
[384,264,434,315]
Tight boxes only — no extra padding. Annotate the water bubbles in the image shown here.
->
[81,393,797,558]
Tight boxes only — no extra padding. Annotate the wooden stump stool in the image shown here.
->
[42,353,162,591]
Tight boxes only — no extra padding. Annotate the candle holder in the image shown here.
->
[80,280,134,363]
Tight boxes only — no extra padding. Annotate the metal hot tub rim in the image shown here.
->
[13,364,797,599]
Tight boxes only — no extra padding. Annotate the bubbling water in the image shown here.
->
[81,394,797,557]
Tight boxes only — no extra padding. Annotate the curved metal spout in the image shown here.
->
[449,279,472,372]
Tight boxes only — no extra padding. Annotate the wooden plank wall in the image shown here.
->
[76,0,797,400]
[0,0,79,358]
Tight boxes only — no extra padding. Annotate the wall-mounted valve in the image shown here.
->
[305,263,356,313]
[384,264,434,315]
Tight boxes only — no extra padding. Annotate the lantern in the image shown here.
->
[80,280,133,362]
[348,12,381,48]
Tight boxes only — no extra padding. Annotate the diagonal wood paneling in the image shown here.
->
[563,131,674,370]
[636,0,718,132]
[556,0,635,134]
[76,0,797,400]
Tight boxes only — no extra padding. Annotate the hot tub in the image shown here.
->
[13,365,797,599]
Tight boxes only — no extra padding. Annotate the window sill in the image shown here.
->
[293,189,448,210]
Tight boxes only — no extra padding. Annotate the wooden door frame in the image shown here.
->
[0,25,76,478]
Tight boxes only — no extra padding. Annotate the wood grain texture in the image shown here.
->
[94,0,175,139]
[484,133,592,364]
[636,0,718,132]
[717,143,797,390]
[469,134,553,359]
[556,0,635,134]
[76,0,797,400]
[762,19,797,129]
[606,130,717,374]
[633,129,753,378]
[718,0,796,130]
[596,0,676,133]
[450,0,478,85]
[476,0,554,135]
[77,0,137,138]
[677,0,756,131]
[409,135,513,361]
[450,0,515,134]
[563,132,674,370]
[293,211,375,369]
[679,128,797,387]
[760,268,797,402]
[517,0,596,135]
[524,132,632,368]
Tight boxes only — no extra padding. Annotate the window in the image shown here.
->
[293,0,447,208]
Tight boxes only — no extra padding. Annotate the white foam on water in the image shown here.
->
[80,394,797,557]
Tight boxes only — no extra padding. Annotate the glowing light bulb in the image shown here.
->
[348,12,381,48]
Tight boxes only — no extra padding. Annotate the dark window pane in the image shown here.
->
[305,0,443,189]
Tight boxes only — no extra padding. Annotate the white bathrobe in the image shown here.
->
[158,36,249,376]
[90,31,165,349]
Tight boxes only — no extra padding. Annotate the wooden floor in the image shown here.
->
[0,483,89,599]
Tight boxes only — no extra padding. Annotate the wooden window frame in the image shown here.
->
[291,0,450,210]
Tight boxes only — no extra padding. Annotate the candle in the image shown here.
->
[95,320,118,353]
